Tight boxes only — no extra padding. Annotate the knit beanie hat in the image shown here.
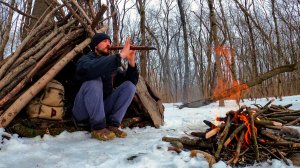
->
[90,33,111,51]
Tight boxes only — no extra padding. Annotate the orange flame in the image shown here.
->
[259,139,267,143]
[239,113,257,146]
[215,45,235,58]
[212,45,249,103]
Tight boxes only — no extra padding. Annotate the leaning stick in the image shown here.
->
[0,38,91,128]
[205,127,220,139]
[70,0,92,24]
[11,20,76,69]
[0,0,38,19]
[0,6,63,79]
[254,120,282,127]
[248,109,259,161]
[285,116,300,126]
[224,123,245,147]
[0,33,64,91]
[260,130,286,142]
[91,4,108,29]
[233,130,245,164]
[203,120,218,128]
[0,29,83,109]
[215,116,232,159]
[162,136,213,149]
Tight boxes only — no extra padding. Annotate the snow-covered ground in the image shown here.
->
[1,95,300,168]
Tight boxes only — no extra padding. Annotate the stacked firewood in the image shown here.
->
[163,100,300,166]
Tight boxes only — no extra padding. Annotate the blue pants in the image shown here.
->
[72,78,136,130]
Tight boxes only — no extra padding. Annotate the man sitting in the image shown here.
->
[72,33,139,141]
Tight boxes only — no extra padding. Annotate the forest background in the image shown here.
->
[0,0,299,105]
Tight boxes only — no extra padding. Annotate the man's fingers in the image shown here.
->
[125,37,131,48]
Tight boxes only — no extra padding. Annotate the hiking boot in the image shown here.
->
[91,128,116,141]
[107,126,127,138]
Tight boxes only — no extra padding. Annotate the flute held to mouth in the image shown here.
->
[108,46,157,50]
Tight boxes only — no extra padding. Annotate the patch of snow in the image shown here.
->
[1,95,300,168]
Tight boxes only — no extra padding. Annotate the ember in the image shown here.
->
[163,100,300,166]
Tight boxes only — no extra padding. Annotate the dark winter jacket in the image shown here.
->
[75,51,139,99]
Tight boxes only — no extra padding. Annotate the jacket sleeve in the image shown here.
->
[114,63,139,87]
[125,64,139,85]
[75,53,121,81]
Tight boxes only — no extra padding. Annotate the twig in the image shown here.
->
[0,5,63,80]
[215,116,232,160]
[91,4,108,30]
[233,130,245,164]
[253,108,269,118]
[254,120,282,127]
[203,120,218,128]
[260,130,286,142]
[263,99,275,108]
[70,0,92,24]
[162,136,213,149]
[0,38,91,128]
[248,109,259,161]
[0,0,38,19]
[63,0,92,35]
[276,149,289,166]
[260,145,281,160]
[285,116,300,126]
[224,124,245,147]
[205,127,220,139]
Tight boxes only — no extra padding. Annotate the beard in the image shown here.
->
[95,47,109,56]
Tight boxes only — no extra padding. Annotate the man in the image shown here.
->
[72,33,139,141]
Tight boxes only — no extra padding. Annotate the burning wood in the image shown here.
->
[163,100,300,166]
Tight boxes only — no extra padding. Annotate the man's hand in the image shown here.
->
[120,37,136,67]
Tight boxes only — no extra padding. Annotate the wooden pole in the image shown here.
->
[0,6,63,79]
[0,29,83,108]
[215,116,232,159]
[0,38,91,128]
[233,130,245,164]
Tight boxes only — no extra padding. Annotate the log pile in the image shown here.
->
[163,100,300,166]
[0,2,163,133]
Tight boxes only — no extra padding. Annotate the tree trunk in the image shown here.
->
[29,0,49,30]
[0,0,15,60]
[137,0,147,79]
[208,0,224,106]
[20,0,33,41]
[109,0,120,45]
[177,0,190,103]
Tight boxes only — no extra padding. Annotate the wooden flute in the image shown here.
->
[108,46,157,50]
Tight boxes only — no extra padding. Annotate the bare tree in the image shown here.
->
[20,0,33,41]
[136,0,147,78]
[0,0,15,60]
[108,0,120,45]
[177,0,190,103]
[207,0,224,106]
[28,0,49,30]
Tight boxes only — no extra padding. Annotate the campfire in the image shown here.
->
[163,100,300,166]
